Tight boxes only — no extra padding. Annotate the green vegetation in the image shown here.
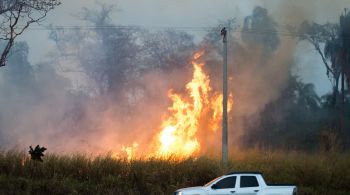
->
[0,150,349,195]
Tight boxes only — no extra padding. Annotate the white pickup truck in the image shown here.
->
[174,172,297,195]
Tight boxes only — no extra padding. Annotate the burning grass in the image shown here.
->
[0,149,349,195]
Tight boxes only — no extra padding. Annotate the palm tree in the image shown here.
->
[299,21,340,105]
[340,9,350,147]
[340,9,350,88]
[324,9,350,147]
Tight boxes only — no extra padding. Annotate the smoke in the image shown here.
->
[222,1,349,148]
[1,1,350,156]
[229,35,296,146]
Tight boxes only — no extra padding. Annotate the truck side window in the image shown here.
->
[240,176,259,188]
[215,176,236,189]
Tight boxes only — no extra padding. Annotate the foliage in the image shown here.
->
[49,4,195,98]
[298,9,350,101]
[242,6,280,52]
[339,9,350,87]
[243,76,321,150]
[28,145,46,162]
[298,9,350,147]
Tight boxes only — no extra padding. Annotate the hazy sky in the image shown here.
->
[19,0,350,95]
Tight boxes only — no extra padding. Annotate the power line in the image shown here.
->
[25,25,215,31]
[24,24,298,36]
[14,24,350,39]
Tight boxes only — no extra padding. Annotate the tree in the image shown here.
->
[242,6,280,53]
[340,9,350,88]
[336,9,350,146]
[141,30,195,70]
[298,21,344,147]
[29,145,46,162]
[48,4,135,96]
[299,22,341,105]
[243,76,322,150]
[299,10,350,147]
[0,0,60,67]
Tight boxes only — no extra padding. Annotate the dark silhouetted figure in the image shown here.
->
[29,145,47,162]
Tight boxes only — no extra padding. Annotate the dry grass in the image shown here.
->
[0,149,349,195]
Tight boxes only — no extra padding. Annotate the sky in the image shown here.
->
[19,0,350,95]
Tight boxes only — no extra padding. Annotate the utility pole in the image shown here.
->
[221,27,228,165]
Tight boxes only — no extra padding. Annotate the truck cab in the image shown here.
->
[174,172,297,195]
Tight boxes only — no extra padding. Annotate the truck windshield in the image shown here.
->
[204,177,221,187]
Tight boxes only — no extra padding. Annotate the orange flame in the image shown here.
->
[152,51,232,158]
[210,94,233,132]
[121,142,139,160]
[120,51,233,159]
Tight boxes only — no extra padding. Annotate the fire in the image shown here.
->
[210,94,233,132]
[152,51,232,158]
[121,142,139,160]
[119,51,233,159]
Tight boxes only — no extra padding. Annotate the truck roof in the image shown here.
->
[225,171,263,175]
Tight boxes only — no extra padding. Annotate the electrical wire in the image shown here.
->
[11,24,350,39]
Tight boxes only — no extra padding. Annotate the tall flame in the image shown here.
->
[152,51,232,158]
[119,51,233,159]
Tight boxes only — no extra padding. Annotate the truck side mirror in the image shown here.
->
[211,184,218,190]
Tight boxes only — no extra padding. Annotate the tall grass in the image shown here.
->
[0,149,349,195]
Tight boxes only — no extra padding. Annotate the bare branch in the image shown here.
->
[0,0,61,67]
[312,39,334,76]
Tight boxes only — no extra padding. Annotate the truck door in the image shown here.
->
[235,176,260,195]
[209,176,237,195]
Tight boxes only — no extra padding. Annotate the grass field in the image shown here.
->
[0,149,349,195]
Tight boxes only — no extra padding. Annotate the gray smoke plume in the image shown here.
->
[0,1,349,156]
